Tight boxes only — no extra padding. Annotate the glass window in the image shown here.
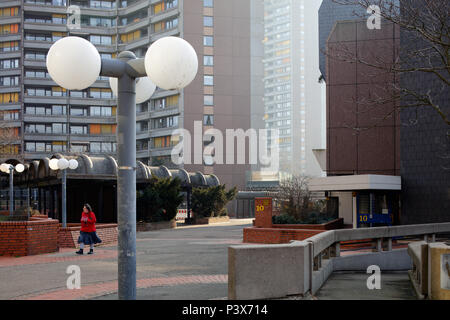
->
[203,0,213,7]
[204,95,214,106]
[90,106,101,116]
[203,36,213,46]
[203,16,213,27]
[204,55,214,66]
[203,115,214,126]
[204,75,213,86]
[90,142,101,152]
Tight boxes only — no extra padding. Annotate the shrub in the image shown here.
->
[272,212,333,225]
[191,185,237,218]
[137,176,184,223]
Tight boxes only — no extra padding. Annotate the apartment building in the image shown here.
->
[263,0,325,178]
[0,0,264,190]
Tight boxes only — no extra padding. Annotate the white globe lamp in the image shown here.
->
[109,76,156,104]
[57,158,70,170]
[145,37,198,90]
[47,36,101,90]
[49,158,59,171]
[68,159,79,170]
[15,163,24,173]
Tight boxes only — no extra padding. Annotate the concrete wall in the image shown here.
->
[228,242,311,299]
[330,191,353,226]
[229,222,450,299]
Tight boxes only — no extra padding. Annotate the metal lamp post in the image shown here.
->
[46,36,198,300]
[49,158,78,228]
[1,163,25,216]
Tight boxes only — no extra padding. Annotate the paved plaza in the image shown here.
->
[0,219,252,300]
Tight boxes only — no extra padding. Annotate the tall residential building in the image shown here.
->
[263,0,325,178]
[0,0,264,190]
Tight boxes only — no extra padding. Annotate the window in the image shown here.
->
[0,59,19,69]
[204,95,214,106]
[0,76,19,87]
[203,36,213,46]
[204,55,214,66]
[0,93,19,104]
[203,0,213,7]
[0,7,19,17]
[0,41,19,52]
[89,142,115,153]
[0,24,19,35]
[204,75,214,86]
[153,136,173,148]
[70,125,88,134]
[203,16,213,27]
[70,107,87,116]
[71,144,88,153]
[203,115,214,126]
[90,35,113,45]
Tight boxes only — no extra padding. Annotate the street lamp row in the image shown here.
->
[0,163,24,216]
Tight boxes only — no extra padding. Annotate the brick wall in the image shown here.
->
[0,219,59,256]
[58,224,118,248]
[243,227,324,244]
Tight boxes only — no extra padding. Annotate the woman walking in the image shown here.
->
[76,204,102,255]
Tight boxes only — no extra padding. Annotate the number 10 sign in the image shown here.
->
[254,198,273,228]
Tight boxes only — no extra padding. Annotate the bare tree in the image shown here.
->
[274,175,311,221]
[327,0,449,127]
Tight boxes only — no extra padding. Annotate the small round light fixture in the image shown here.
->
[68,159,79,170]
[57,158,70,170]
[49,158,59,171]
[145,37,198,90]
[15,163,24,173]
[47,36,101,90]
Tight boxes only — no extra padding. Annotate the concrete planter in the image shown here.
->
[136,219,177,232]
[187,216,230,225]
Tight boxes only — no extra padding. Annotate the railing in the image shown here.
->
[228,222,450,300]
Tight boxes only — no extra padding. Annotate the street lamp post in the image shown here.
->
[46,36,198,300]
[49,158,78,228]
[1,163,25,216]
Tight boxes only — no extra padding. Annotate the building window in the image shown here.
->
[0,24,19,35]
[204,95,214,106]
[0,59,19,69]
[204,75,214,86]
[203,0,213,7]
[0,41,19,52]
[203,36,213,47]
[204,55,214,66]
[203,16,213,27]
[203,115,214,126]
[0,93,19,104]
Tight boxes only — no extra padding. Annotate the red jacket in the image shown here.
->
[80,211,96,232]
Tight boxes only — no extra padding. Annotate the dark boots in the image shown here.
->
[76,247,93,255]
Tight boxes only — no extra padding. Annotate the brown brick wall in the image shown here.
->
[58,224,118,248]
[243,227,324,244]
[0,219,59,256]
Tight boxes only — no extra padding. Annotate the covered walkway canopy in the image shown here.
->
[1,154,220,223]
